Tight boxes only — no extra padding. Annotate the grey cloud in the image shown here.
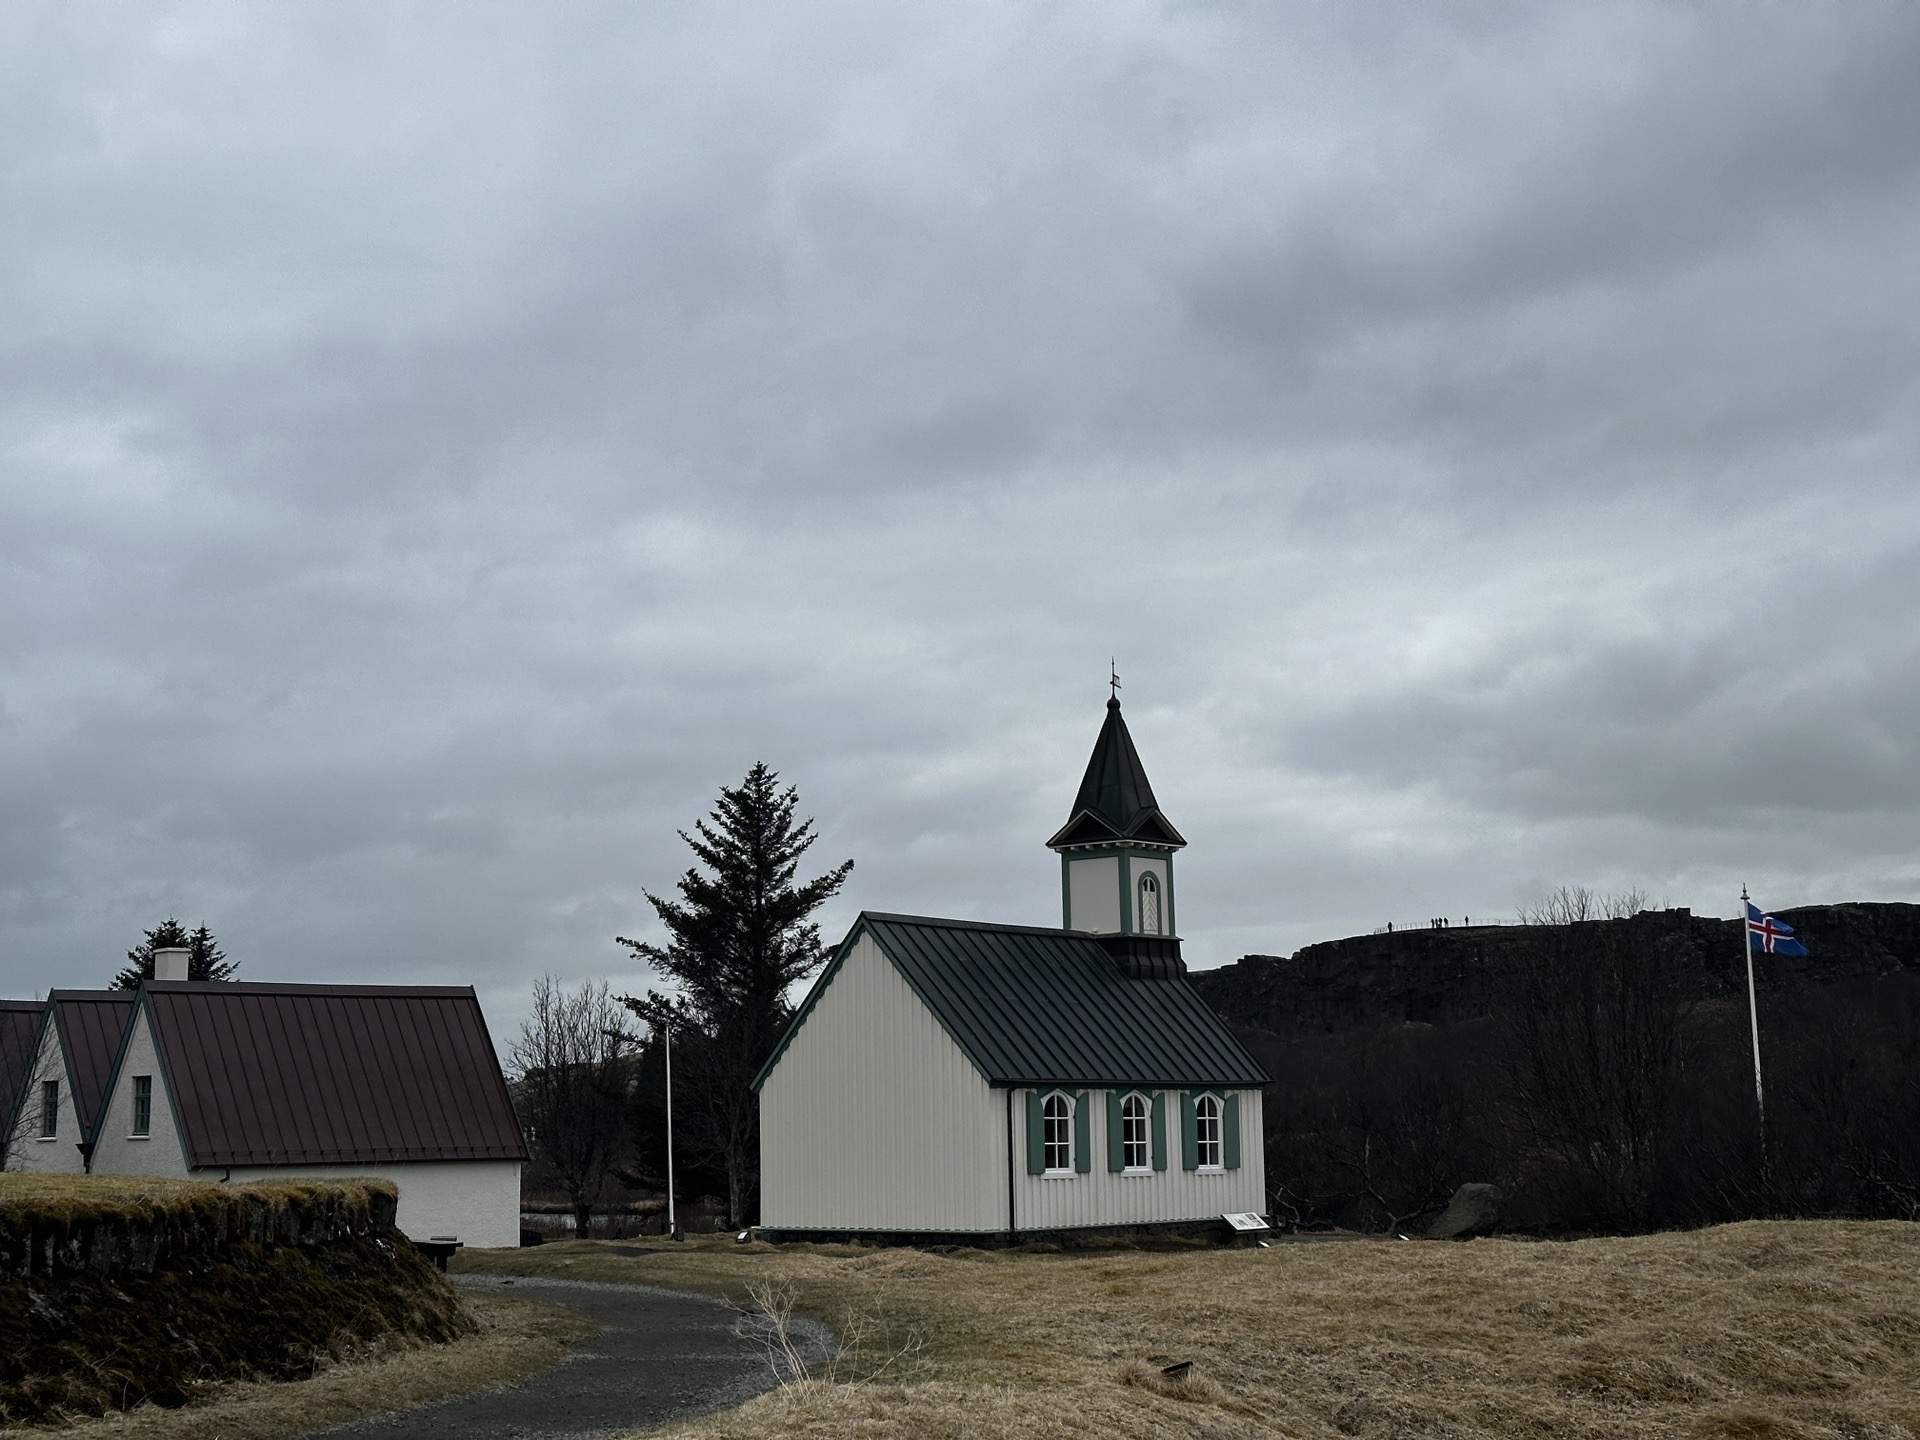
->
[2,2,1918,1017]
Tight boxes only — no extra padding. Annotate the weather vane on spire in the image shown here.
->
[1110,659,1121,700]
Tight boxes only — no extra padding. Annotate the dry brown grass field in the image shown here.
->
[457,1221,1920,1440]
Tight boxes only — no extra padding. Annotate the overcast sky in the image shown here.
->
[4,3,1918,1031]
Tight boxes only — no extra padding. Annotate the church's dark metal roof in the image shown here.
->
[755,913,1267,1090]
[1046,698,1186,849]
[1,1000,45,1142]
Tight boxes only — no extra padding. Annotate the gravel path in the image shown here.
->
[314,1273,833,1440]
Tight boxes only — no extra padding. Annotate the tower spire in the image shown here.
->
[1048,692,1184,942]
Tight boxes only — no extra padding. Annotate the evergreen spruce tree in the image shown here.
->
[113,919,237,988]
[618,763,851,1226]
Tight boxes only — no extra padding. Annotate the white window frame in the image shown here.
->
[1120,1092,1151,1174]
[1194,1092,1224,1172]
[131,1074,153,1139]
[1138,872,1161,935]
[1042,1091,1074,1176]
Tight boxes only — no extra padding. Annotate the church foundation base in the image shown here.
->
[754,1217,1257,1249]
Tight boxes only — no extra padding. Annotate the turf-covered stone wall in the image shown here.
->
[0,1178,473,1422]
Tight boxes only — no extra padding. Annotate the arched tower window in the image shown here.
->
[1138,872,1161,935]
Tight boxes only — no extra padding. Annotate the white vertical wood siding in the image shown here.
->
[1066,855,1121,932]
[88,1007,191,1178]
[8,1025,89,1173]
[1012,1088,1265,1231]
[760,932,1006,1233]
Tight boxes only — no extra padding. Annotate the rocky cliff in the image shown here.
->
[1189,902,1920,1037]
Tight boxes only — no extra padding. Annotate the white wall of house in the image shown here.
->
[760,931,1006,1233]
[1066,855,1122,933]
[88,1007,191,1177]
[216,1160,524,1249]
[9,1023,93,1174]
[1010,1086,1265,1231]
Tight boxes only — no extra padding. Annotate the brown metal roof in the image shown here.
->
[141,982,529,1167]
[1,1000,45,1138]
[49,990,136,1142]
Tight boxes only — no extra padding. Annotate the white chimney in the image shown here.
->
[153,947,191,982]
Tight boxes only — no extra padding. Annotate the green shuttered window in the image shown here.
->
[1106,1091,1124,1172]
[1151,1091,1168,1170]
[1182,1090,1241,1171]
[1025,1090,1045,1175]
[1073,1090,1091,1173]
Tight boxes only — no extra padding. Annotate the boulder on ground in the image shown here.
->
[1428,1183,1501,1239]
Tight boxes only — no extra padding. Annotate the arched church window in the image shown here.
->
[1138,872,1161,935]
[1194,1094,1223,1169]
[1043,1092,1073,1173]
[1121,1093,1150,1171]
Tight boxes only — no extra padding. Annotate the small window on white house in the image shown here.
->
[39,1080,57,1139]
[1194,1093,1223,1169]
[1138,873,1161,935]
[1043,1092,1073,1173]
[1121,1093,1150,1171]
[132,1075,152,1138]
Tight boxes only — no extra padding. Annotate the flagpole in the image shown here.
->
[665,1020,680,1242]
[1741,885,1770,1197]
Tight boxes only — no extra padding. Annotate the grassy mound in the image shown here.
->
[0,1176,472,1423]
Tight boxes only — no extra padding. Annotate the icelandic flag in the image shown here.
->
[1747,903,1809,956]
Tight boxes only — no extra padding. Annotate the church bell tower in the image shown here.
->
[1048,695,1187,977]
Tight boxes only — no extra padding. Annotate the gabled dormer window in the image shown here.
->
[1042,1091,1073,1173]
[1138,872,1161,935]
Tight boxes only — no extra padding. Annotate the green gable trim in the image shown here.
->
[753,917,1003,1093]
[750,920,869,1094]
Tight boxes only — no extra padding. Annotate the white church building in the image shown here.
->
[755,696,1269,1241]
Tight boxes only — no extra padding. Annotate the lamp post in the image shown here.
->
[664,1020,681,1241]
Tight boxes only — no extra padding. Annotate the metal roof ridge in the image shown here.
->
[144,981,480,997]
[860,911,1105,941]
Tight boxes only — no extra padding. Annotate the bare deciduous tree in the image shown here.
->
[510,976,636,1235]
[1519,885,1652,927]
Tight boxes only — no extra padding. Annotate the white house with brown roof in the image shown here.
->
[86,977,527,1248]
[7,991,134,1174]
